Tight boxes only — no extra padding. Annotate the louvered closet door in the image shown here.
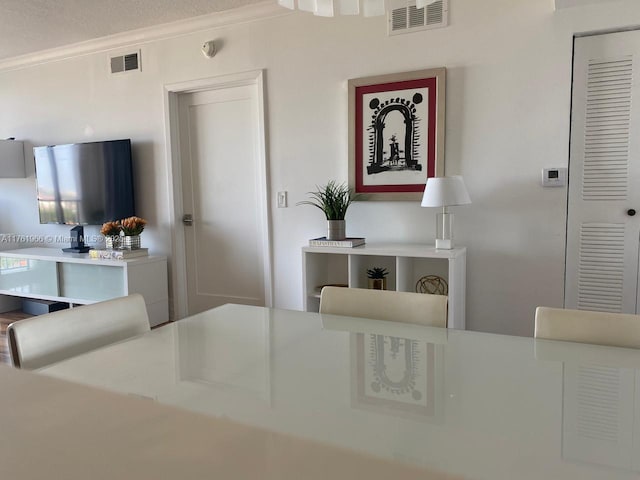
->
[566,31,640,313]
[562,363,638,469]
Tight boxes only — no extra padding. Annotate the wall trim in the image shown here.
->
[0,1,289,72]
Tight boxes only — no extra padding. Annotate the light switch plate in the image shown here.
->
[277,191,288,208]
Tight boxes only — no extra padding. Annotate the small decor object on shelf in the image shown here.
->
[62,225,91,253]
[367,267,389,290]
[120,216,147,250]
[309,237,365,248]
[297,181,358,240]
[100,221,122,249]
[416,275,448,295]
[90,248,149,260]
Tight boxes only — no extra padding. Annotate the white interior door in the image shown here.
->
[566,31,640,313]
[177,84,268,315]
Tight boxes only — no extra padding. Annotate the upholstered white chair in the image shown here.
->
[319,286,448,328]
[534,306,640,349]
[8,294,150,370]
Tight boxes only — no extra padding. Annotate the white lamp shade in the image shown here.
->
[277,0,389,16]
[297,0,317,12]
[277,0,295,9]
[362,0,385,16]
[315,0,334,15]
[421,176,471,207]
[338,0,359,14]
[415,0,439,8]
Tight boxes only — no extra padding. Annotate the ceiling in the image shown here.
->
[0,0,265,61]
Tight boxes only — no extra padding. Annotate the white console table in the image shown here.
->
[302,243,466,329]
[0,248,168,327]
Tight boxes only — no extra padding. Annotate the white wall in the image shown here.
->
[1,0,640,336]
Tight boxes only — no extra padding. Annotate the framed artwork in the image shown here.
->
[348,68,446,201]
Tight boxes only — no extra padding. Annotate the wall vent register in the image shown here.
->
[110,51,141,74]
[388,0,448,35]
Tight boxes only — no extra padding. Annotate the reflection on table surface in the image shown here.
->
[40,304,640,480]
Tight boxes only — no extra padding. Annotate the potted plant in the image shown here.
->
[101,221,122,249]
[297,181,357,240]
[367,267,389,290]
[120,216,147,250]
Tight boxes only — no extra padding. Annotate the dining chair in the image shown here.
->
[319,286,448,327]
[8,294,150,370]
[534,306,640,349]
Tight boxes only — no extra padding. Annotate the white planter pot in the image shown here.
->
[122,235,141,250]
[105,236,121,250]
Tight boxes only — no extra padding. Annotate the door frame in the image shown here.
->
[163,70,273,319]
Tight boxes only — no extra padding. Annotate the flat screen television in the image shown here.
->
[34,139,135,225]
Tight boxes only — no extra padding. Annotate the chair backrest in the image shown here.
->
[319,287,447,328]
[534,306,640,349]
[8,294,150,370]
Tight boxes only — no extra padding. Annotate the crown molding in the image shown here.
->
[0,1,289,72]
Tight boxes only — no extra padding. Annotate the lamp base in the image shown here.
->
[435,212,454,249]
[435,238,453,249]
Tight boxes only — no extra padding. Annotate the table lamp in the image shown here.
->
[421,176,471,249]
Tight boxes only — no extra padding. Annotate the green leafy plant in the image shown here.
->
[297,181,357,220]
[367,267,389,279]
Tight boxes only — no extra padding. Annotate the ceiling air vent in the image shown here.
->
[388,0,448,36]
[109,51,141,74]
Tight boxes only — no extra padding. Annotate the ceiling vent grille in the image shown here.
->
[109,51,141,74]
[388,0,448,36]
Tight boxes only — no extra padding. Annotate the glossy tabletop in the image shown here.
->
[40,304,640,480]
[0,365,436,480]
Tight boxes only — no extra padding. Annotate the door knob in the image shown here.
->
[628,209,636,217]
[182,214,194,226]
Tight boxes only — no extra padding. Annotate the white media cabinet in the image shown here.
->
[0,248,168,327]
[302,243,466,329]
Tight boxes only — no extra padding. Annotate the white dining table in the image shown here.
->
[35,304,640,480]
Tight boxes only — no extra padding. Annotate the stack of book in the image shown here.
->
[89,248,149,260]
[308,237,365,248]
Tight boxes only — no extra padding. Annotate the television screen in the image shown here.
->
[34,139,135,225]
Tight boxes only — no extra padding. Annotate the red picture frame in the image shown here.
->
[348,68,446,200]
